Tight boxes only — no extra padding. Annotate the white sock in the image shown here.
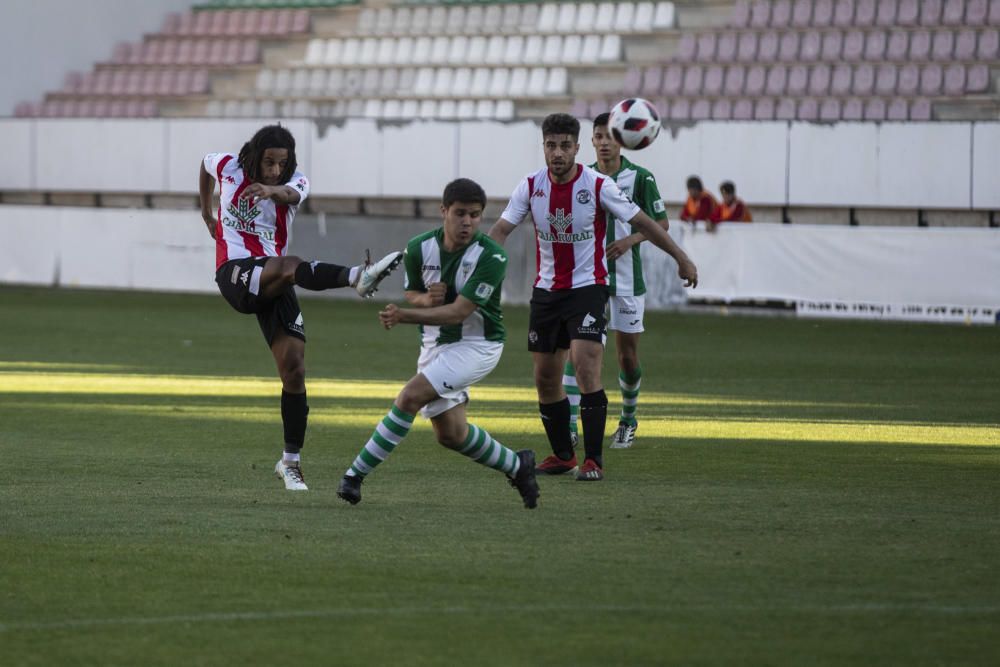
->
[348,266,360,285]
[283,452,301,464]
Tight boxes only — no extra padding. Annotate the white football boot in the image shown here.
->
[356,250,404,299]
[274,460,308,491]
[610,422,637,449]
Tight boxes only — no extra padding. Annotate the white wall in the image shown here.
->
[1,0,198,117]
[2,118,999,211]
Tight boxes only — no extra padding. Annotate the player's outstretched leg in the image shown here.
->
[355,250,404,299]
[456,424,539,509]
[562,361,580,449]
[337,405,415,505]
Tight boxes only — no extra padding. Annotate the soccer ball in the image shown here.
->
[609,98,661,150]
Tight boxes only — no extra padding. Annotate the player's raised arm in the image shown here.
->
[487,218,517,245]
[628,210,698,288]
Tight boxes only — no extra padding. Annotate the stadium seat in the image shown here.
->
[842,30,864,61]
[432,68,454,97]
[670,97,691,120]
[409,7,428,35]
[865,30,887,61]
[942,0,965,25]
[637,66,658,96]
[356,8,376,35]
[920,63,944,94]
[475,99,496,119]
[759,31,779,61]
[910,97,933,120]
[750,0,770,27]
[967,63,990,91]
[428,7,447,34]
[592,2,615,33]
[635,2,656,31]
[886,97,909,120]
[875,63,899,94]
[429,36,449,65]
[800,30,822,61]
[538,4,558,32]
[809,63,832,95]
[326,68,345,95]
[717,32,738,61]
[653,2,676,29]
[886,30,909,60]
[732,98,754,119]
[724,64,746,94]
[710,98,732,119]
[813,0,835,25]
[690,99,711,120]
[775,97,796,119]
[921,0,944,25]
[392,7,411,36]
[445,6,465,35]
[766,64,788,95]
[465,36,486,64]
[362,99,381,119]
[697,32,717,62]
[482,35,503,64]
[662,64,683,95]
[522,35,543,63]
[703,65,724,95]
[561,35,582,64]
[737,32,758,62]
[508,67,528,97]
[898,63,920,94]
[909,30,932,59]
[489,68,510,97]
[833,0,854,27]
[978,29,999,58]
[676,33,697,61]
[791,0,812,27]
[955,29,977,59]
[944,63,966,94]
[361,69,379,96]
[797,97,819,120]
[770,0,792,26]
[614,3,637,33]
[753,97,774,119]
[547,68,568,95]
[864,97,886,120]
[600,34,622,61]
[542,36,562,63]
[745,64,766,95]
[556,4,577,33]
[932,30,955,61]
[779,31,800,61]
[683,65,704,95]
[876,0,898,26]
[527,67,548,96]
[580,35,601,63]
[820,98,843,120]
[576,4,597,32]
[359,39,379,66]
[855,0,877,26]
[496,5,517,34]
[788,64,809,94]
[413,67,434,97]
[730,0,751,27]
[896,0,919,24]
[853,63,875,94]
[470,68,490,96]
[967,0,989,24]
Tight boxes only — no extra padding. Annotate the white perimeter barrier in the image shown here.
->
[1,119,999,209]
[2,207,998,324]
[642,222,1000,324]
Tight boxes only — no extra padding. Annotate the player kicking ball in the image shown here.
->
[200,124,402,492]
[337,178,539,509]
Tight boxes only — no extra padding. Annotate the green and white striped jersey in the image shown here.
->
[591,156,668,297]
[402,228,507,347]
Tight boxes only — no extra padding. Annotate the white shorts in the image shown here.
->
[416,340,504,419]
[608,295,645,333]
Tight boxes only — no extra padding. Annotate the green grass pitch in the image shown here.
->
[1,286,998,666]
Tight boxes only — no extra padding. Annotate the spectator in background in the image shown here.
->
[679,176,718,224]
[710,181,753,231]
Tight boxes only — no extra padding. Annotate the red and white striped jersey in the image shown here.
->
[500,164,640,291]
[204,152,310,270]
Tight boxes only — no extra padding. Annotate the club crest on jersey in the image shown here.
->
[576,190,592,204]
[461,260,475,278]
[474,282,494,299]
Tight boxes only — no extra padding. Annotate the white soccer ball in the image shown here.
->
[609,98,662,150]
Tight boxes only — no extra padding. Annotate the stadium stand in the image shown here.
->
[11,0,1000,122]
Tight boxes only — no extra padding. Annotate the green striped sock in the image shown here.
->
[619,367,641,426]
[563,361,580,436]
[458,424,520,477]
[347,405,414,478]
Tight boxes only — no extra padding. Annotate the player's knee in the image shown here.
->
[280,359,306,390]
[619,353,639,374]
[394,390,423,415]
[436,430,463,449]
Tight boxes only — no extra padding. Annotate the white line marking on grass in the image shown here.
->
[2,603,999,633]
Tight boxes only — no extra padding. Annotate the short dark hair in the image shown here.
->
[238,124,297,184]
[442,178,487,210]
[720,181,736,195]
[542,113,580,141]
[686,176,704,191]
[592,112,611,128]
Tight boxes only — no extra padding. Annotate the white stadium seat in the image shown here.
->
[561,35,582,64]
[489,68,511,97]
[519,5,540,34]
[379,68,399,95]
[340,38,360,66]
[430,36,450,64]
[345,99,363,117]
[412,37,432,64]
[356,8,376,35]
[546,67,568,95]
[433,68,453,97]
[485,35,505,64]
[653,2,676,29]
[600,34,623,61]
[508,67,529,96]
[414,67,434,96]
[495,100,515,120]
[272,69,292,95]
[581,35,601,63]
[576,3,597,32]
[452,67,472,96]
[438,100,457,119]
[595,3,616,31]
[376,38,395,65]
[465,5,485,34]
[361,69,380,96]
[470,68,491,96]
[323,39,343,66]
[256,68,274,93]
[409,7,429,35]
[634,2,655,32]
[330,100,347,117]
[363,99,382,118]
[428,7,447,34]
[445,6,465,34]
[538,4,559,32]
[393,37,413,65]
[303,39,325,66]
[504,36,525,65]
[614,3,637,32]
[400,99,419,119]
[374,8,393,35]
[556,4,578,32]
[456,99,476,119]
[543,35,563,62]
[257,99,277,118]
[382,99,402,119]
[358,39,378,66]
[467,36,487,63]
[527,67,547,95]
[418,99,437,119]
[391,7,411,35]
[397,68,416,95]
[326,68,344,95]
[342,69,362,95]
[475,99,495,119]
[307,68,327,96]
[497,5,516,33]
[448,36,468,64]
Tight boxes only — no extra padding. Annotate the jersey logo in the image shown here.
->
[576,190,592,204]
[474,282,495,300]
[546,208,573,233]
[224,175,236,184]
[531,189,546,198]
[491,254,507,262]
[461,260,475,279]
[653,199,666,213]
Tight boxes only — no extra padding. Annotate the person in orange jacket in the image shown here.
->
[710,181,753,231]
[679,175,719,224]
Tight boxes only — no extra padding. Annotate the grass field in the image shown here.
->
[1,285,998,666]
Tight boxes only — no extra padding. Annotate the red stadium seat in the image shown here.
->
[920,0,943,26]
[932,31,955,60]
[864,30,887,61]
[809,63,832,95]
[758,31,779,60]
[942,0,965,25]
[833,0,855,27]
[771,0,793,26]
[876,0,898,26]
[791,0,812,27]
[779,31,800,61]
[842,30,864,61]
[797,97,819,120]
[864,97,886,120]
[709,97,729,119]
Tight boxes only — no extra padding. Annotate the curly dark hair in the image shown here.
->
[542,113,580,141]
[238,124,297,184]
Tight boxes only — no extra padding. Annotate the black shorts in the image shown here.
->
[528,284,608,353]
[215,258,306,346]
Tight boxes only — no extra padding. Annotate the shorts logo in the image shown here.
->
[443,381,454,390]
[475,282,494,299]
[578,312,600,336]
[240,270,250,286]
[528,330,539,344]
[582,313,597,327]
[576,190,592,204]
[629,319,640,325]
[289,312,304,335]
